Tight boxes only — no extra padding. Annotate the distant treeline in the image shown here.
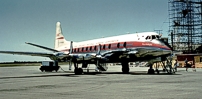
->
[0,61,68,64]
[0,61,41,64]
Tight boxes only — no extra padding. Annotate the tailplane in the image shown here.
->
[55,22,70,49]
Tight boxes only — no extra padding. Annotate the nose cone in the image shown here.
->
[159,39,172,51]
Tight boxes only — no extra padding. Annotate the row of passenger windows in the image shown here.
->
[72,42,127,53]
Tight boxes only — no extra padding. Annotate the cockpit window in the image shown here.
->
[146,36,151,40]
[152,35,156,39]
[146,35,160,40]
[156,35,160,39]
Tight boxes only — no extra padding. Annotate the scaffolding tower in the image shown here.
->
[169,0,202,53]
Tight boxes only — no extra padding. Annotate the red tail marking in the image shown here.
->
[57,37,64,39]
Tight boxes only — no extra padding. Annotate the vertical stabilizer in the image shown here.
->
[55,22,68,49]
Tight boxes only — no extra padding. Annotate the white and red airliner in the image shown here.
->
[0,22,172,74]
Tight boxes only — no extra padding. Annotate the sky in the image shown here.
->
[0,0,170,62]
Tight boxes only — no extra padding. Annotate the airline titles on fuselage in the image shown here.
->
[142,43,152,46]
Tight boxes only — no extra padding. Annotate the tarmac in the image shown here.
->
[0,65,202,99]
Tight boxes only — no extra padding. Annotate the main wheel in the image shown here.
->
[147,69,155,74]
[74,68,83,75]
[122,67,129,73]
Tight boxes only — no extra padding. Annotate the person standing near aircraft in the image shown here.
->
[185,58,195,72]
[174,59,179,72]
[184,58,189,71]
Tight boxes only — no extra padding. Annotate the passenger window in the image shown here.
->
[103,45,105,49]
[123,42,127,47]
[108,44,111,49]
[117,43,120,48]
[74,49,76,53]
[94,46,97,51]
[77,48,80,52]
[86,47,88,51]
[90,46,92,51]
[82,47,84,52]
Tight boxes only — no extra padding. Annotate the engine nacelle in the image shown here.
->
[52,52,69,60]
[127,51,138,54]
[54,52,65,56]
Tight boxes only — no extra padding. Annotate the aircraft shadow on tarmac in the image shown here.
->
[82,71,181,75]
[0,73,79,79]
[0,71,182,79]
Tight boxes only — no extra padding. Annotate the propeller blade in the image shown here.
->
[69,41,73,54]
[69,58,72,70]
[69,41,73,70]
[95,59,100,72]
[95,44,102,58]
[96,44,101,55]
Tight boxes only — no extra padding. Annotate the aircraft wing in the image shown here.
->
[102,48,131,56]
[0,42,71,61]
[0,51,54,57]
[25,42,60,52]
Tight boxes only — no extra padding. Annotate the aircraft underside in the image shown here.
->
[68,53,174,75]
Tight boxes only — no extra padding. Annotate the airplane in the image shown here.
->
[0,22,173,74]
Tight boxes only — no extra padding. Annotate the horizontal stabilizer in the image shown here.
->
[25,42,59,52]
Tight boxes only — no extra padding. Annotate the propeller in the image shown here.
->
[68,41,73,70]
[95,44,102,71]
[96,44,102,58]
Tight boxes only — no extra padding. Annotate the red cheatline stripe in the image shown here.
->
[57,37,64,39]
[59,41,171,53]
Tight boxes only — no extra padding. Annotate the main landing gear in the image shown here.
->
[74,67,83,75]
[72,58,83,75]
[121,62,129,73]
[121,58,130,73]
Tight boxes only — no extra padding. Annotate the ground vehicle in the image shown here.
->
[39,61,60,72]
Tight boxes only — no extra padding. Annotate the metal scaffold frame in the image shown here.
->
[168,0,202,53]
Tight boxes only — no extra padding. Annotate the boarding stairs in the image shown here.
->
[96,63,108,71]
[162,57,175,74]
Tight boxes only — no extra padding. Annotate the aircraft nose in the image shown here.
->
[159,39,173,51]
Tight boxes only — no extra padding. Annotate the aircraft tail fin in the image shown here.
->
[55,22,70,49]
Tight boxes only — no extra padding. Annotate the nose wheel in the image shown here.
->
[147,63,155,74]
